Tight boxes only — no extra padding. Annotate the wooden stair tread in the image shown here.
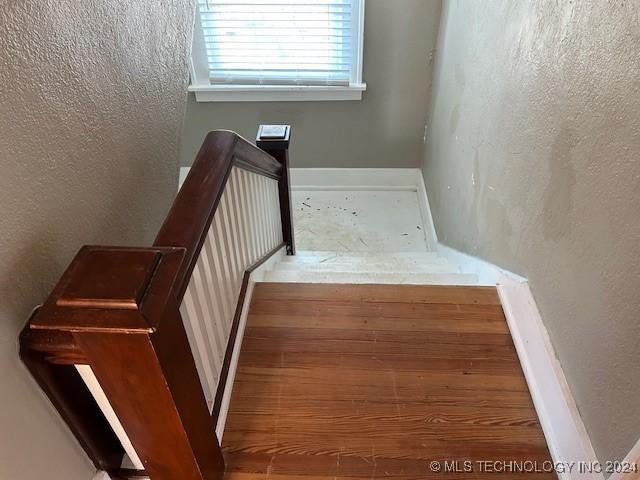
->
[253,282,501,305]
[222,283,553,479]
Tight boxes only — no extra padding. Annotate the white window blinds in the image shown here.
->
[196,0,362,86]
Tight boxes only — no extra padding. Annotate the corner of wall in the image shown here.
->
[416,170,602,478]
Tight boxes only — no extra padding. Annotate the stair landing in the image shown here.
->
[286,189,476,285]
[293,190,432,252]
[222,283,554,479]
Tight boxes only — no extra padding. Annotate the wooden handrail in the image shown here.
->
[19,127,294,480]
[155,130,283,300]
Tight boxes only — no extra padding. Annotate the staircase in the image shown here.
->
[21,128,554,480]
[263,250,478,284]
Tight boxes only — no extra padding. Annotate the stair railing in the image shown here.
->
[19,126,294,480]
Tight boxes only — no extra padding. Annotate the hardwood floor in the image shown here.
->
[222,283,555,479]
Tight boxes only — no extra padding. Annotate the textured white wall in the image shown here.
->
[0,1,193,478]
[423,0,640,465]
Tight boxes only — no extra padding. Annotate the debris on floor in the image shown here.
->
[293,190,430,252]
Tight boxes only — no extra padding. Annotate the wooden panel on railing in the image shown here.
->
[179,166,283,411]
[27,246,225,480]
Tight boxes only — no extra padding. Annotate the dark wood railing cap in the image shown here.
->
[30,245,185,334]
[256,124,291,151]
[56,249,160,310]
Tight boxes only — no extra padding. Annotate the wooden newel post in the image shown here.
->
[28,246,224,480]
[256,124,295,255]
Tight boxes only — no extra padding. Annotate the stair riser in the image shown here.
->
[281,257,449,266]
[274,263,461,274]
[292,251,442,260]
[262,271,478,285]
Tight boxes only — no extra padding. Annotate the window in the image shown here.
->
[189,0,366,102]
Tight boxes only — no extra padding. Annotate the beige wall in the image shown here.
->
[423,0,640,464]
[0,1,193,478]
[181,0,442,168]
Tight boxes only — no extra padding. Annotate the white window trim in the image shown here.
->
[189,83,367,102]
[189,0,367,102]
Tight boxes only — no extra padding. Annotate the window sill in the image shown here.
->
[188,83,367,102]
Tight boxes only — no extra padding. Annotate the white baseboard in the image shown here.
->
[432,243,601,479]
[290,167,421,191]
[497,273,602,480]
[416,173,438,249]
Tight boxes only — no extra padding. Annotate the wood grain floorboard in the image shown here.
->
[248,313,511,335]
[249,299,505,323]
[223,283,554,479]
[251,283,502,305]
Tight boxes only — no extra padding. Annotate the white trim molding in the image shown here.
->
[189,83,367,102]
[497,273,602,480]
[290,167,421,191]
[416,172,439,254]
[189,1,367,103]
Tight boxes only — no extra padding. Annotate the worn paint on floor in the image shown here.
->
[292,191,429,252]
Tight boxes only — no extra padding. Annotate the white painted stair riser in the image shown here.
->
[281,256,450,267]
[262,270,478,285]
[291,250,442,260]
[274,262,461,274]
